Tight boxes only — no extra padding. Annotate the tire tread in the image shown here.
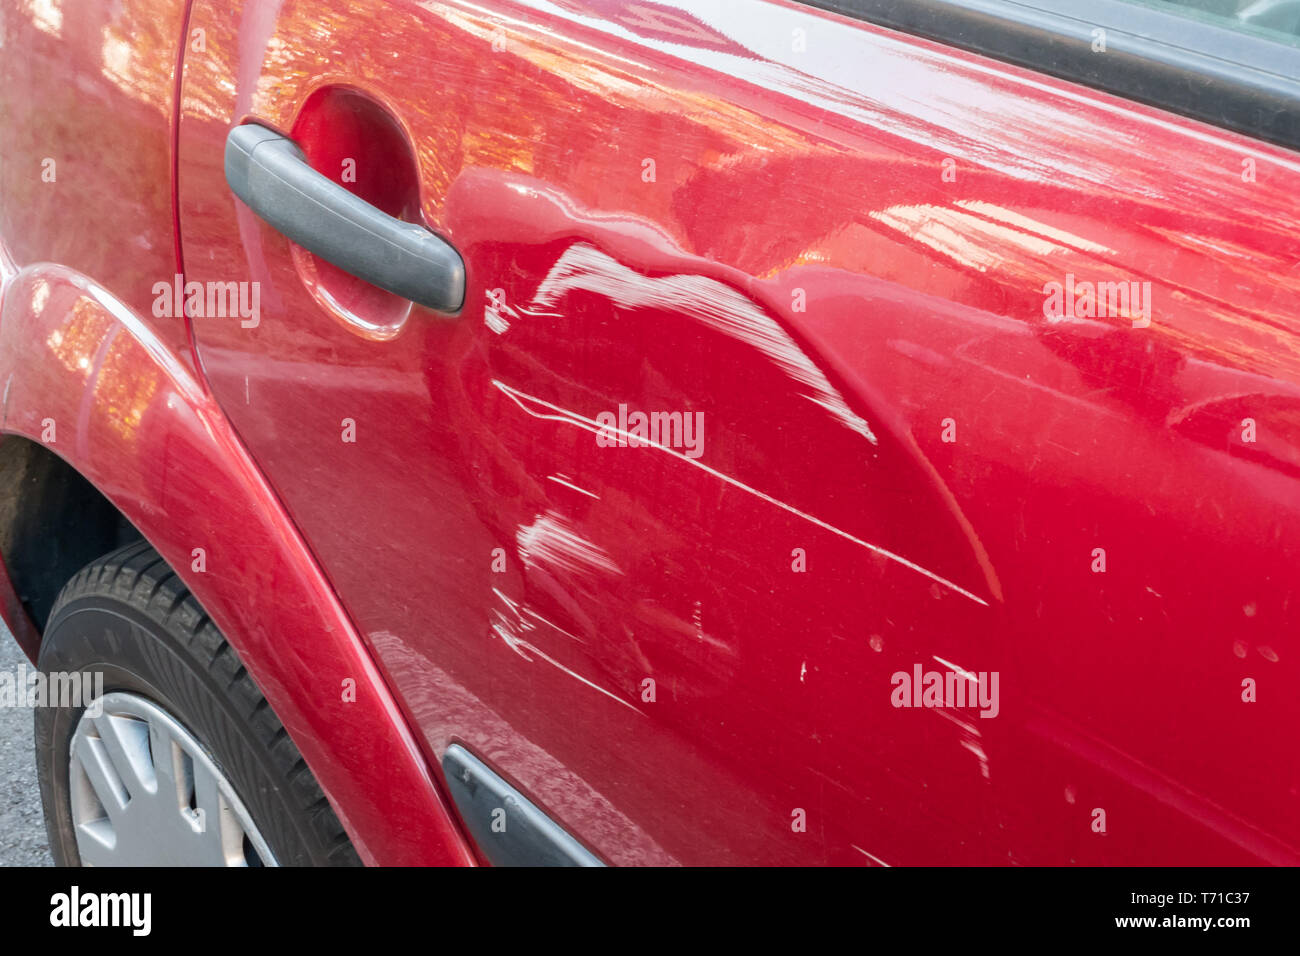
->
[45,541,361,867]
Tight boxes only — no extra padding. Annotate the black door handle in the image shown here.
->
[224,124,464,313]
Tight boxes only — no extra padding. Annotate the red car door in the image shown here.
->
[177,0,1300,864]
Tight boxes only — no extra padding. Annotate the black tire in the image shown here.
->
[35,539,361,866]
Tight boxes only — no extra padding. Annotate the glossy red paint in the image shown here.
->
[0,0,474,867]
[0,254,478,868]
[167,0,1300,865]
[0,257,475,866]
[3,0,1299,865]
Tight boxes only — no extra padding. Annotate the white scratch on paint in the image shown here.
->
[494,380,988,606]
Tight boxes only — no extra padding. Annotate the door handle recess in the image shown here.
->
[224,123,465,313]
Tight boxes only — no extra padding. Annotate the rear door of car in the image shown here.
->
[177,0,1300,864]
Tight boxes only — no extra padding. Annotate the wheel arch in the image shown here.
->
[0,434,143,656]
[0,259,474,866]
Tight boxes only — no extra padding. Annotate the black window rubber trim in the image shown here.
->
[800,0,1300,152]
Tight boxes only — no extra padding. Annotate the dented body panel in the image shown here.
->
[173,0,1300,864]
[2,0,1299,865]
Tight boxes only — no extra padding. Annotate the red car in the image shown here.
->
[1,0,1298,866]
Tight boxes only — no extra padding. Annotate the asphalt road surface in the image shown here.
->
[0,622,53,865]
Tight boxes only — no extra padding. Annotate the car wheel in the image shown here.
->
[35,539,360,866]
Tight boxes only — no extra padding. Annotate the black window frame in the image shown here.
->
[800,0,1300,151]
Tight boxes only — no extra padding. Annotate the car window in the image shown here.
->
[1125,0,1300,47]
[802,0,1300,149]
